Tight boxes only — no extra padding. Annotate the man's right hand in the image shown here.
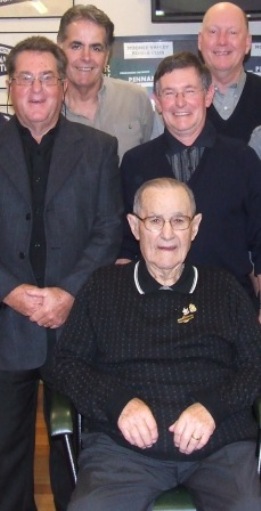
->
[3,284,43,316]
[117,397,158,449]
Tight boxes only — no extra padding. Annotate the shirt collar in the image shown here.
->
[15,114,61,147]
[214,70,246,93]
[134,259,198,295]
[163,120,216,156]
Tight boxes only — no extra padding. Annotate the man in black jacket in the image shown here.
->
[0,36,122,511]
[118,51,261,321]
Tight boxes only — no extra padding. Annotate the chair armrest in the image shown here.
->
[50,391,74,437]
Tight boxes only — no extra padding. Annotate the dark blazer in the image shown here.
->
[0,115,123,370]
[120,125,261,298]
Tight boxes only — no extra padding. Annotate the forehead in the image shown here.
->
[203,5,247,30]
[159,66,201,87]
[14,51,58,72]
[65,18,107,42]
[140,186,192,213]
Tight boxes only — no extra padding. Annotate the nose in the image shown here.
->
[81,45,91,59]
[31,78,43,92]
[175,91,186,106]
[161,220,175,239]
[217,30,228,45]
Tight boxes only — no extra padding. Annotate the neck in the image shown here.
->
[19,118,58,143]
[66,78,102,103]
[212,68,244,93]
[147,263,185,287]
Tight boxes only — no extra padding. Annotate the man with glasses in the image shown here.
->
[0,36,122,511]
[118,51,261,322]
[54,177,261,511]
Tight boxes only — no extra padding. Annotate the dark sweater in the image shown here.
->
[119,121,261,298]
[54,262,261,462]
[207,72,261,143]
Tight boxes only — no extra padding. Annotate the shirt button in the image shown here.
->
[19,252,25,259]
[34,242,41,248]
[25,213,31,220]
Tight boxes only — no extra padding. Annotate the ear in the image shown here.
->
[205,83,215,108]
[245,33,252,55]
[191,213,202,241]
[62,78,68,94]
[152,92,162,114]
[198,32,202,52]
[127,213,140,241]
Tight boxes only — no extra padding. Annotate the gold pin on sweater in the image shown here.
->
[177,303,197,324]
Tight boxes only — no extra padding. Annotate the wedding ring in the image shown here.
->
[192,435,201,441]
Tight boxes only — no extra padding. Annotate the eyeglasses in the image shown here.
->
[10,72,64,87]
[159,88,204,100]
[133,214,194,232]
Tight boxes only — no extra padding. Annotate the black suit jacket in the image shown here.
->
[0,115,123,370]
[119,127,261,299]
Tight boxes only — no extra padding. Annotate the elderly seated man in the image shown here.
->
[54,178,261,511]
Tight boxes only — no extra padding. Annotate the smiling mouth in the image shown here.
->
[213,50,231,55]
[75,65,94,72]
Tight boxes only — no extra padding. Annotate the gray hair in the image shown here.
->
[57,4,114,48]
[133,178,197,216]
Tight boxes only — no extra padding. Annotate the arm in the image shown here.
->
[248,125,261,159]
[54,279,138,420]
[54,136,123,297]
[245,147,261,314]
[188,277,261,426]
[117,151,141,260]
[139,90,154,143]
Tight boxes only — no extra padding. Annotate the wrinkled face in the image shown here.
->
[198,3,251,80]
[9,51,65,134]
[128,185,202,276]
[154,67,214,145]
[59,19,110,91]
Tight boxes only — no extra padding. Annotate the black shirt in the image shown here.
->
[16,116,59,286]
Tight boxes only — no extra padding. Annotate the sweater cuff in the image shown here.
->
[105,388,138,424]
[192,391,231,425]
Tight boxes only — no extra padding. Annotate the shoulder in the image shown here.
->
[196,265,246,299]
[104,76,150,99]
[60,115,117,147]
[121,134,165,163]
[214,131,259,158]
[245,71,261,88]
[85,262,135,292]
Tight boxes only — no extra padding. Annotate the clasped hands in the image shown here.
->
[118,398,215,455]
[3,283,74,329]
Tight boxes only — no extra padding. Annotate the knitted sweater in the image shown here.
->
[54,262,261,462]
[207,72,261,143]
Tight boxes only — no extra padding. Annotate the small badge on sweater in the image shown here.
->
[177,303,197,324]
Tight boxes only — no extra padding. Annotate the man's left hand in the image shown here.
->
[28,287,74,329]
[169,402,215,455]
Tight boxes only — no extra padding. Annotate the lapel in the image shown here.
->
[0,117,32,206]
[45,116,84,206]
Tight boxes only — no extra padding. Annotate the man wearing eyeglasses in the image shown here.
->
[54,177,261,511]
[0,36,122,511]
[118,51,261,323]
